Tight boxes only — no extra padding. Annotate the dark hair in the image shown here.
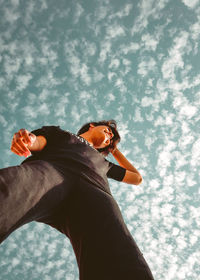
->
[77,119,120,156]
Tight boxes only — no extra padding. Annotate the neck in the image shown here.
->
[79,131,94,146]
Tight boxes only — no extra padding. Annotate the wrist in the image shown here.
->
[111,147,119,155]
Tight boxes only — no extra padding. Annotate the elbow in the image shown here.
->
[122,170,143,185]
[136,175,143,185]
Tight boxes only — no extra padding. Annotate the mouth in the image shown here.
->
[104,133,110,140]
[103,134,111,145]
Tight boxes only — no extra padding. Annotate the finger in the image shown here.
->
[12,144,31,157]
[12,134,29,154]
[13,138,31,155]
[13,131,21,140]
[11,133,27,156]
[11,146,24,157]
[19,129,31,145]
[12,142,28,155]
[28,133,36,146]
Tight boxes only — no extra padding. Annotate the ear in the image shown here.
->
[89,123,95,130]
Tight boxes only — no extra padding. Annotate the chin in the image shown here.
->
[93,135,105,147]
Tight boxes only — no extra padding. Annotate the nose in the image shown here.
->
[106,131,113,139]
[109,131,114,139]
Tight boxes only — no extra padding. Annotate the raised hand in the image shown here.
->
[11,129,36,157]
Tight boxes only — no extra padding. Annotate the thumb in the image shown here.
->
[28,133,36,146]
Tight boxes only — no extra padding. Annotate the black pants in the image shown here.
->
[0,160,154,280]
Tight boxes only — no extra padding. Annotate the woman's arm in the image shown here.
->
[111,148,142,185]
[11,129,47,157]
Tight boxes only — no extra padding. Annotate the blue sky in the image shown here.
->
[0,0,200,279]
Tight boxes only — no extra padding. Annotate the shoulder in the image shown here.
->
[31,126,72,144]
[32,125,71,135]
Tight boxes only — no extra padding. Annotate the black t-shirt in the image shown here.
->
[22,126,126,190]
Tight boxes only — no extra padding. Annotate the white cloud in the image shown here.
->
[124,205,138,220]
[11,0,20,6]
[157,140,177,177]
[0,114,8,127]
[105,92,116,106]
[190,21,200,40]
[181,0,200,9]
[98,40,111,63]
[94,5,108,21]
[11,257,20,267]
[16,74,32,91]
[174,171,186,185]
[179,104,197,119]
[22,103,50,120]
[149,179,160,190]
[172,227,180,236]
[24,2,35,26]
[191,138,200,167]
[140,92,167,115]
[3,6,20,24]
[79,63,91,85]
[122,58,131,66]
[41,0,48,10]
[131,0,169,35]
[39,41,58,70]
[117,121,130,142]
[106,24,125,39]
[83,41,97,57]
[120,42,140,55]
[39,89,51,102]
[70,105,81,124]
[25,55,34,66]
[109,3,133,19]
[22,105,37,119]
[141,96,155,107]
[155,112,174,127]
[4,55,21,78]
[141,33,159,51]
[161,31,190,80]
[133,107,144,122]
[37,70,61,88]
[115,78,127,93]
[54,93,70,118]
[109,58,120,69]
[54,269,67,279]
[137,57,156,77]
[172,93,198,121]
[163,175,174,188]
[74,3,84,24]
[38,103,51,116]
[107,71,116,81]
[93,69,104,82]
[77,91,94,106]
[145,134,156,150]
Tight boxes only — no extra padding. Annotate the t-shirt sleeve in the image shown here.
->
[106,161,126,182]
[31,126,70,150]
[31,126,59,143]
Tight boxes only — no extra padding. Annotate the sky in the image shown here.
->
[0,0,200,279]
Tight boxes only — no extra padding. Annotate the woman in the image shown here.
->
[0,120,154,279]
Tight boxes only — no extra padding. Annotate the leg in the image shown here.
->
[0,160,68,243]
[57,177,154,280]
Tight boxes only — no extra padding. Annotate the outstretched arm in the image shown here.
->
[11,129,47,157]
[111,148,142,185]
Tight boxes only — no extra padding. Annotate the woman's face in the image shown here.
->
[89,124,114,149]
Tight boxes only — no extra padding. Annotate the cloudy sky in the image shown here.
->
[0,0,200,279]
